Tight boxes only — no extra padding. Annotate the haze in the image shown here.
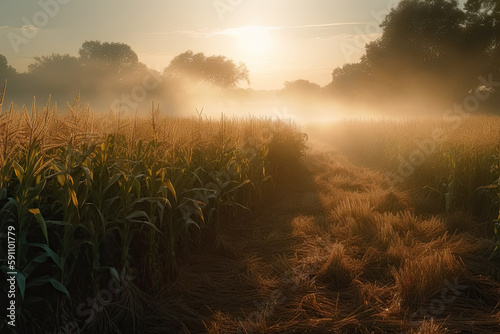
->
[1,0,496,126]
[0,0,396,90]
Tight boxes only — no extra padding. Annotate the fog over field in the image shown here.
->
[2,1,500,333]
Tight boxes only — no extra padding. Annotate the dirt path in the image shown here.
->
[160,147,500,334]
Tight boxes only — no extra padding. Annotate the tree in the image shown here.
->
[372,0,465,75]
[280,80,321,97]
[164,51,250,88]
[79,40,140,76]
[327,0,489,105]
[465,0,500,18]
[28,53,80,75]
[0,54,17,81]
[24,54,81,97]
[372,0,500,100]
[76,41,151,102]
[328,62,372,93]
[279,80,323,109]
[464,0,500,74]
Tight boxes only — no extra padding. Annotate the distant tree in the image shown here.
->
[464,0,500,74]
[280,79,321,97]
[328,62,372,93]
[327,0,487,104]
[76,41,152,102]
[462,0,500,107]
[465,0,500,17]
[0,55,17,103]
[78,41,141,76]
[164,50,250,88]
[24,53,81,97]
[0,54,17,81]
[367,0,465,83]
[28,53,80,75]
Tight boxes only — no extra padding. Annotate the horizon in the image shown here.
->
[0,0,400,90]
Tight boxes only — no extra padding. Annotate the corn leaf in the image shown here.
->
[28,208,49,245]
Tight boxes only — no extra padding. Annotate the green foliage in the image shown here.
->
[329,116,500,258]
[0,96,306,332]
[79,40,140,75]
[164,50,250,88]
[328,0,500,108]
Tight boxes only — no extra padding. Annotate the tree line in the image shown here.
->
[327,0,500,112]
[2,0,500,115]
[0,41,250,114]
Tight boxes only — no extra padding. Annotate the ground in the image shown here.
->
[161,145,500,334]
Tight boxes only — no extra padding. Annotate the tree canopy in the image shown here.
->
[328,0,500,110]
[28,54,80,75]
[0,42,251,114]
[164,50,250,88]
[0,54,16,80]
[280,80,321,98]
[78,41,141,75]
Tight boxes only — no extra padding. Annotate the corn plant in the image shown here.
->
[0,92,307,332]
[477,147,500,258]
[0,144,70,333]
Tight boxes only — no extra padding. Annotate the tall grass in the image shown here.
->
[0,91,307,333]
[327,116,500,257]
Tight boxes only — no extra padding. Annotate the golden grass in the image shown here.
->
[168,145,500,333]
[315,243,355,290]
[6,95,500,333]
[0,94,309,333]
[393,249,465,307]
[325,115,500,221]
[409,319,447,334]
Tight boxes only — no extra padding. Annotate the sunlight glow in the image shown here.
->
[219,26,274,60]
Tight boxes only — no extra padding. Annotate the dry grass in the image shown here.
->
[4,97,499,333]
[393,249,465,307]
[409,319,447,334]
[315,243,355,290]
[0,94,310,333]
[323,116,500,220]
[167,145,500,333]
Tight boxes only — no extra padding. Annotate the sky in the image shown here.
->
[0,0,400,90]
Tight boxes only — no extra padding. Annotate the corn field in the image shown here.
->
[0,87,307,333]
[327,116,500,255]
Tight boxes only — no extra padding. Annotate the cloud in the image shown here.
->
[143,21,370,38]
[285,22,369,30]
[146,27,216,38]
[333,32,382,41]
[0,25,41,33]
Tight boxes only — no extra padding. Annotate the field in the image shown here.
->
[1,93,500,333]
[0,94,306,333]
[316,116,500,220]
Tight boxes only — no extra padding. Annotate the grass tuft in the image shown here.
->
[315,243,355,290]
[393,249,465,307]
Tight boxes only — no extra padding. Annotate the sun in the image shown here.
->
[237,26,273,57]
[221,26,274,60]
